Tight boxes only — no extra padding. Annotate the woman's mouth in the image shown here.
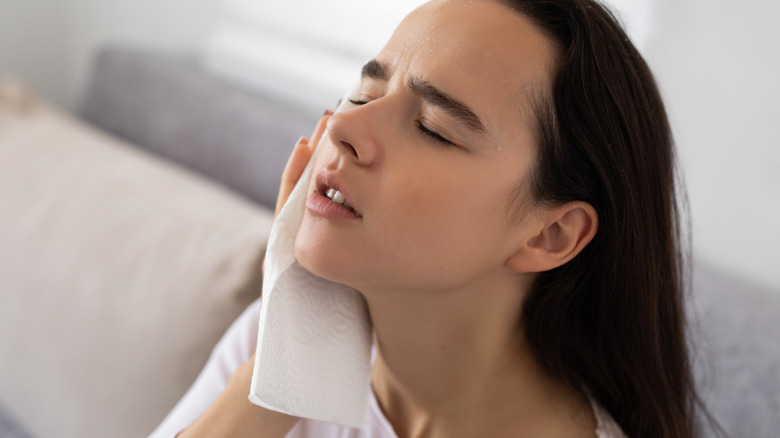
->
[324,188,356,213]
[306,189,362,220]
[312,169,361,218]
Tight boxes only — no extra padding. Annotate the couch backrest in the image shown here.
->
[79,45,323,210]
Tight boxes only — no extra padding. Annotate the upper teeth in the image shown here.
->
[326,188,352,209]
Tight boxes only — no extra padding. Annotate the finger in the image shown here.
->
[282,137,311,188]
[275,136,314,217]
[281,109,332,194]
[273,109,333,218]
[307,109,333,153]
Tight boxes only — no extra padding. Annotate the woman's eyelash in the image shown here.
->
[415,121,454,146]
[349,98,454,147]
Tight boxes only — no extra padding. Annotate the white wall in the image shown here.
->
[0,0,70,105]
[0,0,218,109]
[647,0,780,292]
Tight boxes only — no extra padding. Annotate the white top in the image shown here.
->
[149,299,627,438]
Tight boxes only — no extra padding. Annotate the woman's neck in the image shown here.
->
[363,273,595,438]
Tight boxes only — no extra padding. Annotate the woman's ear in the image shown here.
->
[506,201,598,273]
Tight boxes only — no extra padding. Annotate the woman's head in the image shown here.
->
[296,1,700,436]
[296,0,596,293]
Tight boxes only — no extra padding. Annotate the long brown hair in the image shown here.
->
[498,1,705,436]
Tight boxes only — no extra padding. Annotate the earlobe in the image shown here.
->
[505,202,598,273]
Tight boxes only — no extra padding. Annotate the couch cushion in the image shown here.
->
[0,80,274,438]
[79,45,323,209]
[690,263,780,437]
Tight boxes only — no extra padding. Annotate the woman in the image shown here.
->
[152,0,702,436]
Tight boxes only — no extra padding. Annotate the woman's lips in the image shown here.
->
[306,191,363,220]
[312,168,361,217]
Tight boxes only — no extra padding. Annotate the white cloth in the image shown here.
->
[148,298,627,438]
[249,97,372,429]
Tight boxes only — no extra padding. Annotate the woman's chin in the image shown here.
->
[293,233,353,286]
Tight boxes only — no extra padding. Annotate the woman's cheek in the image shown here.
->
[293,220,333,279]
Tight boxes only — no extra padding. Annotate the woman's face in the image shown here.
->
[295,0,558,293]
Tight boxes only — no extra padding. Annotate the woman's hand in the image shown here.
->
[178,111,333,438]
[275,110,333,218]
[177,358,298,438]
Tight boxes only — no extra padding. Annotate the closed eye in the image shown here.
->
[349,98,456,147]
[415,121,454,146]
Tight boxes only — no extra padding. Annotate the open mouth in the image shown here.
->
[313,169,361,218]
[324,187,357,213]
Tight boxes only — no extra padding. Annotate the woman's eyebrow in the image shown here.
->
[360,59,487,136]
[361,59,389,81]
[407,77,487,136]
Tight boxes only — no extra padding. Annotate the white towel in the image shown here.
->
[249,97,373,429]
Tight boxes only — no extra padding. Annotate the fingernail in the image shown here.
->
[324,109,334,116]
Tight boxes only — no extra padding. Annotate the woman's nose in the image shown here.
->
[325,106,382,167]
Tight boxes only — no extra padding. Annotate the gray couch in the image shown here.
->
[0,46,777,438]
